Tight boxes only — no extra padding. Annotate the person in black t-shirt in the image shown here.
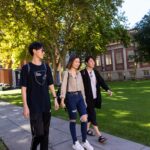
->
[20,42,59,150]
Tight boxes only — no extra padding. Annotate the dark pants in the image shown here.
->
[30,112,51,150]
[87,99,97,126]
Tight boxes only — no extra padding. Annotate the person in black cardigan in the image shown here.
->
[81,56,112,143]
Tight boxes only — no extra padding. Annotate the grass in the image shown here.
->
[0,80,150,146]
[100,80,150,146]
[0,139,7,150]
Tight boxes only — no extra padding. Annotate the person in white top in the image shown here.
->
[81,56,112,143]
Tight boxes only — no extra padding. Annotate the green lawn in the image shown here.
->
[0,139,7,150]
[0,80,150,146]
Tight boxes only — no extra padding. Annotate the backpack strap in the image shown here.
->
[66,71,69,92]
[27,62,47,74]
[27,63,30,74]
[43,63,47,72]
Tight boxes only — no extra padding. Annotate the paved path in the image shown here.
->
[0,101,150,150]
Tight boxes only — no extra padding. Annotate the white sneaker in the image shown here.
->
[72,141,84,150]
[82,140,94,150]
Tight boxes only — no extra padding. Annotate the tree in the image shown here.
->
[134,11,150,62]
[0,0,130,82]
[0,0,37,69]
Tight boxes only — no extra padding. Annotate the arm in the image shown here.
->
[107,89,113,96]
[49,84,59,110]
[20,65,30,118]
[60,71,68,108]
[96,70,113,96]
[47,64,59,110]
[98,74,109,91]
[21,86,29,118]
[80,73,87,107]
[96,70,109,90]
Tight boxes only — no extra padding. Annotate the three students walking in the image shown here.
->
[21,42,112,150]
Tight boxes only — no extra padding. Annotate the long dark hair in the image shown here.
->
[66,55,81,70]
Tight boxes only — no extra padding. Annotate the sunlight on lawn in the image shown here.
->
[114,96,128,100]
[140,90,150,93]
[116,91,124,94]
[103,95,129,101]
[102,91,129,101]
[111,109,131,118]
[0,89,21,95]
[12,101,23,105]
[97,113,106,117]
[140,123,150,128]
[121,120,132,124]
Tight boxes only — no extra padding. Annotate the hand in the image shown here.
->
[23,105,29,119]
[60,99,66,108]
[54,98,59,110]
[107,90,113,96]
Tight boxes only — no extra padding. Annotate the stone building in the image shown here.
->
[95,42,150,81]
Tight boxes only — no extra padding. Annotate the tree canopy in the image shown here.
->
[0,0,129,72]
[134,10,150,62]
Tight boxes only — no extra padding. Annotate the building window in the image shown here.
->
[143,70,149,76]
[105,54,112,65]
[96,56,101,66]
[116,52,123,64]
[127,50,134,62]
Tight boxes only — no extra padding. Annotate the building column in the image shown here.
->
[123,46,128,79]
[123,46,127,70]
[101,55,105,71]
[112,49,116,71]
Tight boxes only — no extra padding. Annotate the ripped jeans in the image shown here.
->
[66,91,87,144]
[66,91,87,120]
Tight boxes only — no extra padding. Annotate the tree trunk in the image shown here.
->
[52,46,63,85]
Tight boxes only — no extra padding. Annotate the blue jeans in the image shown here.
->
[66,91,87,120]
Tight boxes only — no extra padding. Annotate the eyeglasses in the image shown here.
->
[37,48,45,53]
[41,49,45,53]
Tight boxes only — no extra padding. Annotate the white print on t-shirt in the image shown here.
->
[35,72,42,76]
[34,70,47,86]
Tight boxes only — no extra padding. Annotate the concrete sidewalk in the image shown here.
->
[0,101,150,150]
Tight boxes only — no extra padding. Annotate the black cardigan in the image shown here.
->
[80,69,109,109]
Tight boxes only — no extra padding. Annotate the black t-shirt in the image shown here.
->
[20,62,53,113]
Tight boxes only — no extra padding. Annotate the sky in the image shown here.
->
[122,0,150,28]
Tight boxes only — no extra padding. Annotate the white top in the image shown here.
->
[88,70,97,99]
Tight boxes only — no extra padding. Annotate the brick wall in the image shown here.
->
[0,69,12,85]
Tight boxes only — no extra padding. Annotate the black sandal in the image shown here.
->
[98,136,107,143]
[87,129,95,136]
